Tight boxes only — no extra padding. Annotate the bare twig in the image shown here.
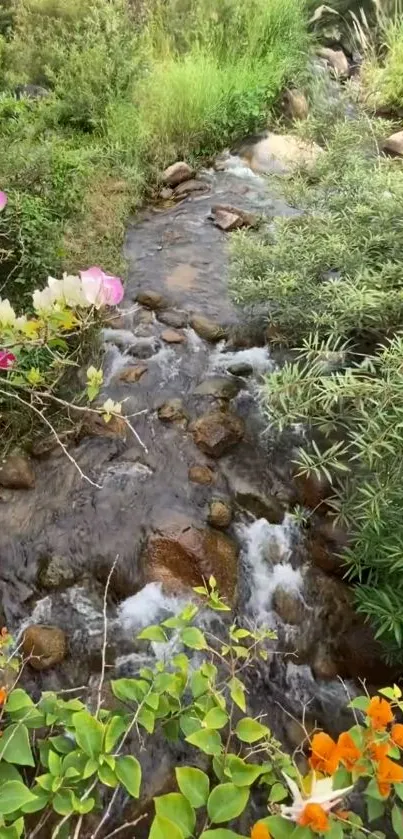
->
[102,813,147,839]
[96,556,119,717]
[73,815,84,839]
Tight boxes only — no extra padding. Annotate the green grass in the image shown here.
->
[0,0,309,308]
[362,18,403,110]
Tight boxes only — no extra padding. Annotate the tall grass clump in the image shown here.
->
[361,17,403,110]
[230,113,403,660]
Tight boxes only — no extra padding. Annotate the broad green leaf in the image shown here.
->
[392,804,403,839]
[229,677,246,712]
[176,767,209,807]
[111,679,139,703]
[98,763,118,787]
[76,797,95,815]
[0,765,23,784]
[191,671,209,698]
[180,713,202,736]
[0,781,36,815]
[72,711,104,758]
[149,816,184,839]
[155,793,195,838]
[395,783,403,803]
[83,758,99,779]
[225,756,262,787]
[186,728,222,755]
[36,774,53,791]
[104,715,127,752]
[349,697,370,711]
[200,832,247,839]
[270,783,288,802]
[137,625,167,643]
[326,822,344,839]
[115,755,141,798]
[145,692,160,710]
[203,707,228,730]
[138,707,155,733]
[0,818,24,839]
[180,627,207,650]
[163,719,180,741]
[261,816,295,839]
[235,717,270,743]
[367,796,385,822]
[50,736,74,755]
[0,724,34,766]
[5,690,34,713]
[48,749,62,776]
[20,786,49,814]
[53,790,75,816]
[207,783,249,823]
[290,828,314,839]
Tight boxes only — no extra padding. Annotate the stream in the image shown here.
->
[0,127,395,818]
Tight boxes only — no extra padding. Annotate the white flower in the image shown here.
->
[14,315,27,331]
[0,298,16,328]
[33,286,54,313]
[61,273,88,307]
[102,398,122,415]
[281,772,353,823]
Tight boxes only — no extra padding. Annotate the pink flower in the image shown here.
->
[80,267,124,309]
[0,350,16,369]
[0,193,8,212]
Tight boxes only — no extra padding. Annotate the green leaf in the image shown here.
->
[83,758,99,779]
[262,816,295,839]
[155,793,195,838]
[186,727,222,755]
[104,716,127,752]
[207,783,249,823]
[110,679,139,703]
[327,822,343,839]
[180,627,207,650]
[115,755,141,798]
[200,832,247,839]
[176,767,210,808]
[149,816,184,839]
[0,724,34,766]
[225,756,262,787]
[291,828,314,839]
[191,671,209,698]
[20,786,49,814]
[395,783,403,803]
[0,818,25,839]
[213,756,226,782]
[72,711,104,758]
[392,804,403,839]
[49,736,74,755]
[0,765,23,785]
[235,717,270,743]
[349,697,370,711]
[145,692,160,711]
[53,790,75,816]
[0,781,36,815]
[163,719,180,741]
[270,783,288,802]
[180,713,202,737]
[367,797,385,822]
[98,763,118,787]
[137,625,167,643]
[203,707,228,730]
[5,690,34,713]
[138,707,155,733]
[229,677,246,712]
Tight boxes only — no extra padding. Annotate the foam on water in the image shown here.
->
[103,344,132,384]
[222,154,262,181]
[211,345,273,375]
[118,582,187,633]
[102,328,138,346]
[151,346,182,382]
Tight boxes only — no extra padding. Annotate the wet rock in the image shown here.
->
[318,47,349,77]
[245,133,323,175]
[22,625,67,671]
[160,187,173,200]
[210,204,259,231]
[38,556,76,590]
[383,130,403,157]
[337,620,400,684]
[136,290,167,310]
[227,361,253,376]
[308,517,349,577]
[208,499,232,529]
[229,474,285,523]
[128,339,157,360]
[194,376,241,400]
[0,454,35,489]
[163,161,195,187]
[81,412,127,439]
[190,411,245,458]
[188,465,215,485]
[174,179,210,198]
[284,88,309,120]
[119,365,148,383]
[157,309,189,329]
[30,434,60,458]
[272,587,305,625]
[312,645,340,681]
[294,470,331,510]
[107,313,127,330]
[147,514,238,600]
[136,308,155,325]
[161,328,185,344]
[190,315,227,343]
[157,399,187,424]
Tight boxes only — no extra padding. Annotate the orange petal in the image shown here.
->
[367,697,394,730]
[392,724,403,748]
[299,803,330,833]
[310,732,339,774]
[337,732,361,771]
[251,824,271,839]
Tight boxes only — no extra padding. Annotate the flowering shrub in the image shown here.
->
[0,191,125,459]
[0,579,403,839]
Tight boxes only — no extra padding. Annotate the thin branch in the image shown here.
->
[102,814,147,839]
[96,556,119,717]
[73,815,84,839]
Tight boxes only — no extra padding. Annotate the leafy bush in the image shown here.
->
[1,581,403,838]
[362,18,403,110]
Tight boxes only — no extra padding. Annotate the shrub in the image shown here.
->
[0,580,403,838]
[362,18,403,111]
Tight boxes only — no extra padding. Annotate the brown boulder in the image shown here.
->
[190,315,227,343]
[161,329,185,344]
[81,412,127,439]
[294,470,331,510]
[160,187,173,200]
[308,517,349,577]
[210,204,258,231]
[147,514,238,601]
[136,290,167,310]
[284,88,309,120]
[190,411,245,458]
[0,454,35,489]
[157,309,189,329]
[23,625,67,671]
[157,399,187,424]
[174,179,209,197]
[383,130,403,157]
[119,365,148,383]
[188,465,215,485]
[208,499,232,529]
[272,587,305,625]
[163,162,194,187]
[318,47,349,77]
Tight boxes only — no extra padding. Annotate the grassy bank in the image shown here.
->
[0,0,309,307]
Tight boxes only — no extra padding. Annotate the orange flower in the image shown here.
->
[335,810,351,822]
[367,697,394,730]
[369,740,390,762]
[337,732,361,771]
[376,756,403,797]
[309,732,339,775]
[391,724,403,748]
[299,803,330,833]
[251,824,271,839]
[0,688,7,706]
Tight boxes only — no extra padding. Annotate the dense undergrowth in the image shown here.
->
[0,0,308,308]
